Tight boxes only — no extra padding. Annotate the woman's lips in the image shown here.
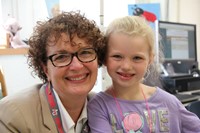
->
[66,73,88,82]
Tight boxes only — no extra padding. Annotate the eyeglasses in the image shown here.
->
[47,48,97,67]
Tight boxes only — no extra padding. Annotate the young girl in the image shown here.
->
[88,16,200,133]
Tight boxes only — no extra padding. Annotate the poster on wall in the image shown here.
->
[45,0,60,18]
[128,3,160,20]
[128,3,160,28]
[128,3,161,64]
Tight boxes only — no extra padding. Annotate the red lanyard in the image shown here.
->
[45,84,65,133]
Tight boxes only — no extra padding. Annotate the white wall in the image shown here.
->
[0,0,2,24]
[0,55,42,95]
[1,0,48,40]
[179,0,200,67]
[168,0,200,66]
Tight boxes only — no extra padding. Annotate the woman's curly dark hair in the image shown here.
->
[27,11,105,83]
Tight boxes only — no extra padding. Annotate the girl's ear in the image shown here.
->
[149,53,155,65]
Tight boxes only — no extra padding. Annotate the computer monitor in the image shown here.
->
[158,21,197,73]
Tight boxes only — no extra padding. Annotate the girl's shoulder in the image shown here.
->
[150,86,181,105]
[89,90,112,103]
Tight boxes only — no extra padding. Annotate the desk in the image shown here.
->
[176,90,200,106]
[179,89,200,95]
[162,75,200,93]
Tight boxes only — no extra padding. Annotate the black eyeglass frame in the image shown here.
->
[47,48,97,67]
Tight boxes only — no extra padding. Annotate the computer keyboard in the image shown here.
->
[174,94,199,103]
[191,92,200,95]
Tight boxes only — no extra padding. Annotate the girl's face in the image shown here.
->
[105,33,153,88]
[43,33,98,98]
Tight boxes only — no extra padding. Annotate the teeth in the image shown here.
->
[68,75,86,81]
[122,74,132,77]
[119,73,132,77]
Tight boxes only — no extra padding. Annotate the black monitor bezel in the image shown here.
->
[158,20,197,62]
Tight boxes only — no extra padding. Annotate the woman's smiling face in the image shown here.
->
[43,33,98,98]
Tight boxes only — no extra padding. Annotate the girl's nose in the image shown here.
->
[121,59,132,70]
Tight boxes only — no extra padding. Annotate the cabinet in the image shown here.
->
[0,48,42,95]
[0,66,7,98]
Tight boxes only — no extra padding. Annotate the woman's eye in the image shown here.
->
[80,50,93,55]
[54,54,70,62]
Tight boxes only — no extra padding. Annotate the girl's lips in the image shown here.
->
[117,72,135,80]
[117,72,134,77]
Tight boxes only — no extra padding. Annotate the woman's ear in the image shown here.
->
[42,63,50,81]
[103,58,107,67]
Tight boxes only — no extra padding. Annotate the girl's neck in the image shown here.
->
[108,84,145,101]
[108,84,156,101]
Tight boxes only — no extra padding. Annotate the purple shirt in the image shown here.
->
[88,88,200,133]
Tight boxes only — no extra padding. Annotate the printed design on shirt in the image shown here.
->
[158,109,169,132]
[110,109,169,133]
[122,112,144,133]
[110,114,124,133]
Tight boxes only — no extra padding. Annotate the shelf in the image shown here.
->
[0,48,28,55]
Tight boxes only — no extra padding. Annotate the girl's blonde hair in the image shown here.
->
[104,16,163,86]
[105,16,155,56]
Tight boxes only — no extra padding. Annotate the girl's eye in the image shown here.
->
[112,55,123,60]
[133,56,143,61]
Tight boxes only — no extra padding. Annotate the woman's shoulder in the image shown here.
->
[0,84,48,132]
[0,84,43,109]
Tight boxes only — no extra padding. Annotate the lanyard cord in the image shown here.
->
[141,87,152,133]
[112,87,152,133]
[45,83,65,133]
[112,89,124,120]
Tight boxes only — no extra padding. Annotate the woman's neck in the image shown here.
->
[60,95,86,123]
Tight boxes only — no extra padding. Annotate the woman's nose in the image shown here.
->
[68,56,83,69]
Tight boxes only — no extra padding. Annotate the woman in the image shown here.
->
[0,11,104,133]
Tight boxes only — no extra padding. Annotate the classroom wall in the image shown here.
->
[168,0,200,67]
[1,0,48,41]
[179,0,200,67]
[0,55,42,95]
